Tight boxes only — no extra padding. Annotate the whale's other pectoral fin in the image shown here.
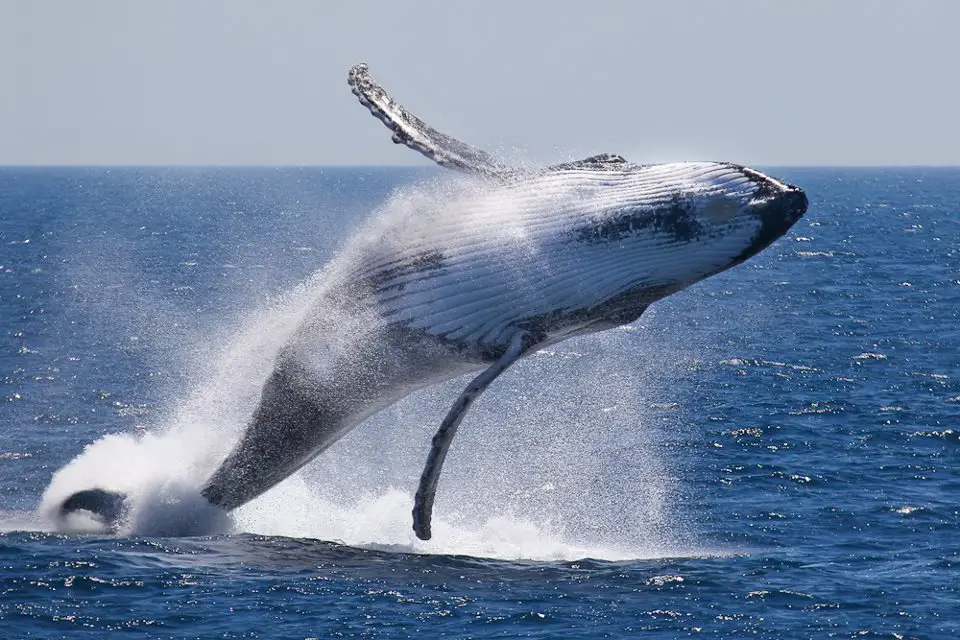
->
[412,330,538,541]
[348,63,512,177]
[547,153,628,172]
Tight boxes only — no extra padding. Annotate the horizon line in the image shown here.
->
[1,163,959,170]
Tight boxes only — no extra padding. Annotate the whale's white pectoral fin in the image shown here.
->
[412,330,537,540]
[348,63,512,176]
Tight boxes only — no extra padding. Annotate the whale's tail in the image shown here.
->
[57,488,128,530]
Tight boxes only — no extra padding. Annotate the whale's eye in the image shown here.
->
[703,197,740,223]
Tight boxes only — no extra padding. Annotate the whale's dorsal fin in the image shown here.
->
[548,153,628,171]
[412,330,539,540]
[348,63,512,176]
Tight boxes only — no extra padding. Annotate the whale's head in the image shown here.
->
[559,163,807,325]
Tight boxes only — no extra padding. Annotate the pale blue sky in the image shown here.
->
[1,0,957,166]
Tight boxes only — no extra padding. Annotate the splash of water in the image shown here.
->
[37,176,706,562]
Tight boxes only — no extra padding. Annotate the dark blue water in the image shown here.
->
[1,167,958,638]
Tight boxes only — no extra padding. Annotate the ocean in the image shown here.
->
[1,166,957,638]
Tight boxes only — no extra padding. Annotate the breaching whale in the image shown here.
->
[57,63,807,540]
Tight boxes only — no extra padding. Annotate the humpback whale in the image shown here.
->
[57,63,807,540]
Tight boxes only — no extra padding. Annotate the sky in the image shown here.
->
[1,0,958,166]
